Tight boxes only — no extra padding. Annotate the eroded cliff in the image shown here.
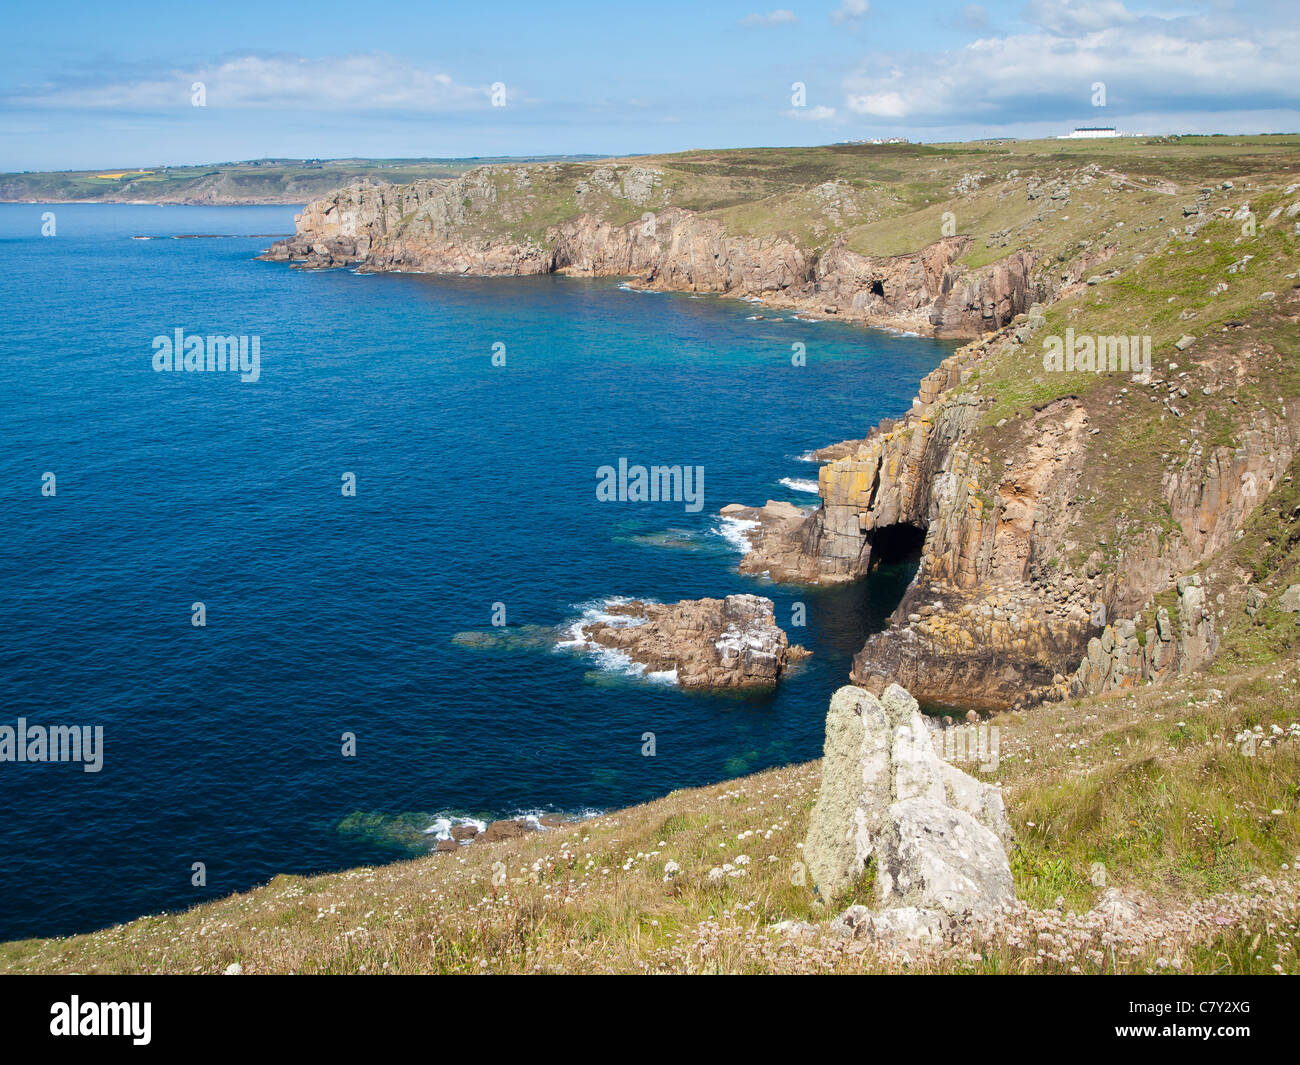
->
[728,289,1300,710]
[260,165,1038,337]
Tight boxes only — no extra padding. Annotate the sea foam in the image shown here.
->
[715,516,760,555]
[778,477,819,494]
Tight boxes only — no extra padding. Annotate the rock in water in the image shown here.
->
[804,684,1014,932]
[580,594,808,689]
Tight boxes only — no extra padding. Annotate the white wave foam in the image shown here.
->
[425,808,604,843]
[555,596,647,650]
[715,516,760,555]
[423,815,488,842]
[556,597,681,684]
[779,477,820,494]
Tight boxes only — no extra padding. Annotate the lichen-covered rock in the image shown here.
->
[1092,887,1143,925]
[804,684,1013,926]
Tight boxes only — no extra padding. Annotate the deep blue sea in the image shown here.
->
[0,203,954,940]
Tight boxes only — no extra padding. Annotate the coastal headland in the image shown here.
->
[6,135,1299,973]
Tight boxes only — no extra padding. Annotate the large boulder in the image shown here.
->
[804,684,1014,931]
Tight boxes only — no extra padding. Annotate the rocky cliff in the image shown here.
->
[726,301,1300,710]
[260,168,1038,337]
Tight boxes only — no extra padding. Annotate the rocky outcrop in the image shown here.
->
[575,594,808,689]
[726,345,1103,707]
[804,684,1014,937]
[432,813,577,852]
[1070,575,1217,696]
[260,169,1038,337]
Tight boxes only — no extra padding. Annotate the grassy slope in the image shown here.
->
[4,137,1299,973]
[331,136,1299,252]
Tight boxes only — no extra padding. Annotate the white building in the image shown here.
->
[1060,127,1120,139]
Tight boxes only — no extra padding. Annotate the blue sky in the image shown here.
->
[2,0,1297,169]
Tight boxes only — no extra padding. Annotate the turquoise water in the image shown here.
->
[0,203,954,938]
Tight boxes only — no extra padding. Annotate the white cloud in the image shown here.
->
[739,9,799,26]
[846,91,905,118]
[843,12,1300,129]
[10,53,494,112]
[832,0,870,24]
[1022,0,1136,35]
[785,104,838,120]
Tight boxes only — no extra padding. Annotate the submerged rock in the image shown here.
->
[804,683,1014,937]
[579,594,809,689]
[451,624,561,652]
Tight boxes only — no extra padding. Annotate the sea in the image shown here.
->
[0,203,955,939]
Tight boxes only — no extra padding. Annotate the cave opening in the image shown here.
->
[867,522,927,572]
[869,279,885,297]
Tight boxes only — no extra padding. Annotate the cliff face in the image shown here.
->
[808,241,1037,336]
[1070,576,1216,698]
[729,323,1300,711]
[259,176,554,274]
[260,173,1038,338]
[549,208,813,296]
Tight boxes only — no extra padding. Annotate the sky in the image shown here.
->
[2,0,1297,170]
